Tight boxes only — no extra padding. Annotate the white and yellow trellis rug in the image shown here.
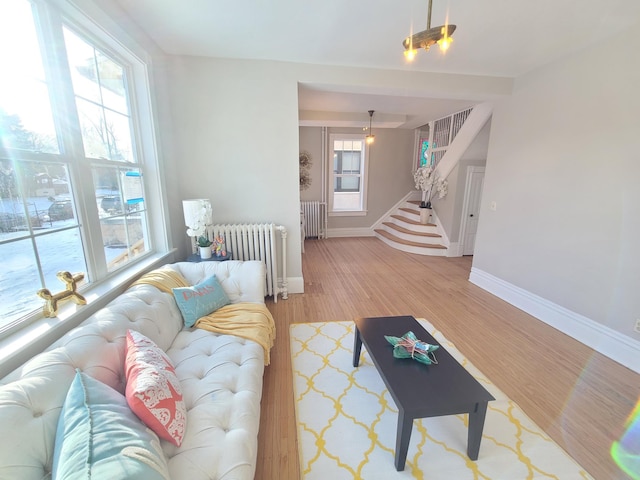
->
[290,320,593,480]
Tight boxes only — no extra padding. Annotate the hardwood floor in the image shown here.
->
[256,237,639,480]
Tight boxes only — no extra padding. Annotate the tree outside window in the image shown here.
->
[0,0,155,333]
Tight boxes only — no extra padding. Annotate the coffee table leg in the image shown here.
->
[352,325,362,367]
[395,409,413,471]
[467,401,488,460]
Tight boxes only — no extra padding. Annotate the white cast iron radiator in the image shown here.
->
[300,201,326,238]
[207,223,288,302]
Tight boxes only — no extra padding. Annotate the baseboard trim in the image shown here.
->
[285,276,304,295]
[469,267,640,374]
[447,242,463,257]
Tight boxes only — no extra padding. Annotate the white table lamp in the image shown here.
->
[182,199,212,239]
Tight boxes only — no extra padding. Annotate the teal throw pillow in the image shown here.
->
[52,370,170,480]
[172,274,231,328]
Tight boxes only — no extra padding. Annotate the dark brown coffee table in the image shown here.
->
[353,315,495,471]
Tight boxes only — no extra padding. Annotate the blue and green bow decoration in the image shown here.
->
[384,331,439,365]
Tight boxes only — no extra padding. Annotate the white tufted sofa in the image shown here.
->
[0,260,269,480]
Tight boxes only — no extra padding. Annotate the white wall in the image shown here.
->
[167,56,303,282]
[300,127,416,230]
[435,120,491,244]
[436,158,486,245]
[473,24,640,343]
[298,127,324,202]
[84,0,638,368]
[166,57,512,283]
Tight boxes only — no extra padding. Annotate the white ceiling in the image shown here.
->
[114,0,640,128]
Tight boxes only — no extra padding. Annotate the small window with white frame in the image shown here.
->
[329,134,368,215]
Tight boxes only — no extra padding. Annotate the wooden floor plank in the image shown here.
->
[256,237,639,480]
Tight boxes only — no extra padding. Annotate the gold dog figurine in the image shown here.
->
[37,271,87,317]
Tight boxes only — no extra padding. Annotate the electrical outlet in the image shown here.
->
[635,319,640,333]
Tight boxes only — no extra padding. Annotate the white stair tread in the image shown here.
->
[390,214,436,227]
[382,222,441,238]
[375,229,446,249]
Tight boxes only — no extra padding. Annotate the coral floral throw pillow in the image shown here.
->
[125,329,186,446]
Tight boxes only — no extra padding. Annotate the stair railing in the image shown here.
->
[422,107,473,169]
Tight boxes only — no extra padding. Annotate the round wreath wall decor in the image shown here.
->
[299,151,312,190]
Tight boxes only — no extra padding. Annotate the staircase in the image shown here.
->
[374,200,447,256]
[373,103,494,257]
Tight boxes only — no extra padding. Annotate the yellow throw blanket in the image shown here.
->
[195,303,276,366]
[129,268,190,293]
[130,267,276,365]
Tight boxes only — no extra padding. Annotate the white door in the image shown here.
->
[462,167,485,256]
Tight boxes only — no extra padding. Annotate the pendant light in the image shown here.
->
[403,0,456,61]
[365,110,375,145]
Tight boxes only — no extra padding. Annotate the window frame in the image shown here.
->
[0,0,171,339]
[328,133,369,216]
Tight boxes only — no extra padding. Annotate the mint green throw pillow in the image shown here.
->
[172,274,231,327]
[52,370,169,480]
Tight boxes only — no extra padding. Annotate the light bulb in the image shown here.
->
[366,135,375,145]
[404,49,417,61]
[438,31,452,52]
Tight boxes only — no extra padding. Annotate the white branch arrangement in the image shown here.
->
[413,166,448,208]
[183,199,212,238]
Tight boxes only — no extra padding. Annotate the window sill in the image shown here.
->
[0,249,178,380]
[329,210,368,217]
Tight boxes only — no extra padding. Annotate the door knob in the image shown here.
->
[470,214,474,217]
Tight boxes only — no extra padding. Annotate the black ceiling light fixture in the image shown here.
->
[365,110,375,145]
[403,0,456,61]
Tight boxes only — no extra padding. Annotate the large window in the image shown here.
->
[0,0,158,334]
[329,135,369,214]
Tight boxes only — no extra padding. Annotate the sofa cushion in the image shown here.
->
[163,328,265,479]
[168,261,266,304]
[125,330,186,447]
[0,260,267,480]
[52,370,169,480]
[172,275,231,328]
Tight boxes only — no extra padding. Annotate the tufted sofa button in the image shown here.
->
[32,411,42,418]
